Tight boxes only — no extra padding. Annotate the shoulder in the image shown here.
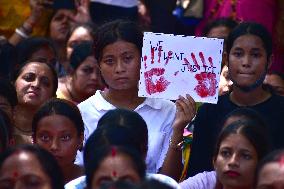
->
[179,171,216,189]
[78,90,114,113]
[78,91,100,109]
[147,173,180,189]
[64,176,86,189]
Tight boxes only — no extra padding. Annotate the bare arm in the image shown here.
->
[9,0,53,46]
[159,94,196,181]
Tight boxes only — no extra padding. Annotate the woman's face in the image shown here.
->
[228,34,270,90]
[66,27,93,60]
[91,153,141,189]
[256,161,284,189]
[214,133,258,189]
[35,114,83,168]
[15,63,55,108]
[49,9,75,42]
[0,151,52,189]
[99,40,141,91]
[72,56,104,99]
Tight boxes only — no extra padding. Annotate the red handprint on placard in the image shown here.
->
[182,52,217,98]
[143,46,173,95]
[144,68,170,95]
[194,72,217,98]
[192,52,217,98]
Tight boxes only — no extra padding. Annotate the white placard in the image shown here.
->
[138,32,224,104]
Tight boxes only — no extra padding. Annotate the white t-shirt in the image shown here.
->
[90,0,138,8]
[75,90,176,173]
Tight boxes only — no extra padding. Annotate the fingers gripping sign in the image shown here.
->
[174,94,197,130]
[138,32,224,104]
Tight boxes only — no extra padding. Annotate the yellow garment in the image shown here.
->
[179,130,193,182]
[0,0,52,38]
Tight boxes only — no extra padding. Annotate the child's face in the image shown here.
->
[35,114,83,168]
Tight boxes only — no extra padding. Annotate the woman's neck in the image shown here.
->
[230,85,271,106]
[61,163,84,184]
[14,105,37,132]
[65,79,86,104]
[102,88,145,110]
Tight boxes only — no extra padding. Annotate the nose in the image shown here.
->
[31,78,40,88]
[114,61,126,74]
[61,15,69,24]
[90,71,99,81]
[228,154,240,167]
[241,55,251,68]
[50,138,60,152]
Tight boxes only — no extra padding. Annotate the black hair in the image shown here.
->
[16,36,57,67]
[12,58,58,97]
[68,22,97,42]
[0,79,18,108]
[99,180,139,189]
[85,145,146,188]
[203,17,238,36]
[0,41,17,80]
[0,109,13,152]
[255,149,284,186]
[70,41,94,70]
[83,124,146,168]
[213,119,271,161]
[226,22,272,59]
[137,179,174,189]
[97,108,148,155]
[219,107,268,129]
[32,98,84,140]
[0,144,65,189]
[94,19,143,62]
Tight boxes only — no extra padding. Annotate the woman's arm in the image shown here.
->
[159,94,196,181]
[9,0,53,46]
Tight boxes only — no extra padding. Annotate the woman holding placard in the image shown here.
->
[188,22,284,177]
[76,19,196,180]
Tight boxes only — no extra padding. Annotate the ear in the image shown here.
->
[223,52,229,67]
[267,54,273,70]
[78,133,84,151]
[212,157,217,170]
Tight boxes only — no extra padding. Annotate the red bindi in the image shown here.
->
[13,171,18,178]
[279,155,284,167]
[111,147,116,157]
[112,171,117,177]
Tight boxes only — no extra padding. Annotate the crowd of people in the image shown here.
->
[0,0,284,189]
